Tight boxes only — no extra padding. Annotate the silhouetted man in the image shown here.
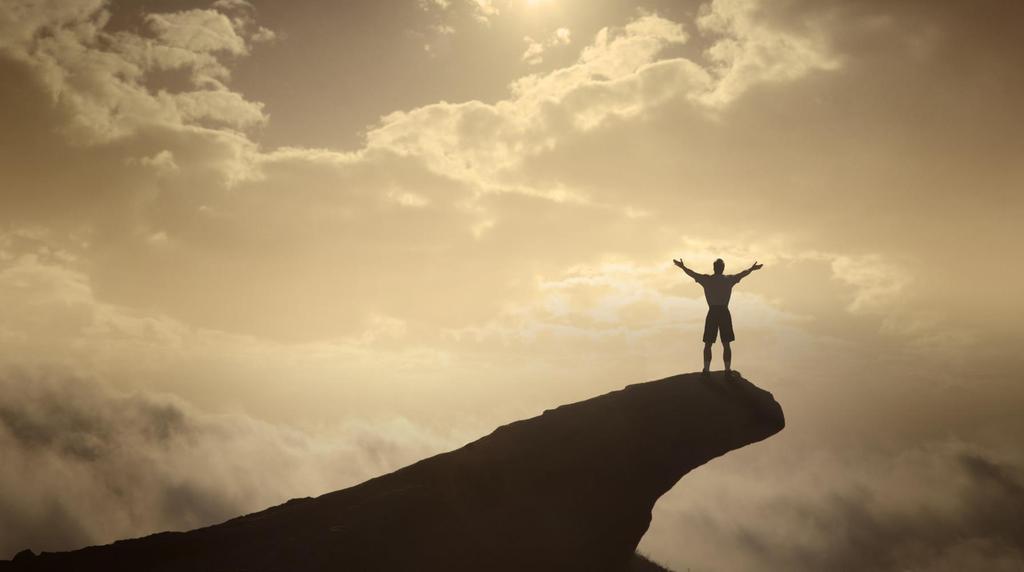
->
[673,258,763,375]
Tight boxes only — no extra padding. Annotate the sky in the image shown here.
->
[0,0,1022,569]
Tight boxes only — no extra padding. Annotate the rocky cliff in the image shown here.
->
[2,371,784,571]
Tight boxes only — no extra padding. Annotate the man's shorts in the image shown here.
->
[703,305,735,344]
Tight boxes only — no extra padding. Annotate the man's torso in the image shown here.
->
[697,274,739,306]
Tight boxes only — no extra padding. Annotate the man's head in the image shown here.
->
[713,259,725,275]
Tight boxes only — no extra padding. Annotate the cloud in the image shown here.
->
[522,27,572,65]
[0,1,853,345]
[372,15,701,187]
[418,0,453,11]
[0,0,990,390]
[0,0,106,51]
[0,371,454,558]
[145,10,248,56]
[135,150,180,175]
[0,230,465,418]
[522,37,545,65]
[696,0,839,106]
[374,6,839,192]
[172,89,266,129]
[830,254,909,314]
[641,437,1024,572]
[417,0,500,28]
[444,257,794,348]
[471,0,500,24]
[3,0,1009,345]
[0,1,268,143]
[212,0,255,12]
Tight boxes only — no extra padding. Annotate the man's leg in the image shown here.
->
[702,308,717,373]
[723,341,732,372]
[721,308,735,374]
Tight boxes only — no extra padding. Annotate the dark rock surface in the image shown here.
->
[1,371,783,571]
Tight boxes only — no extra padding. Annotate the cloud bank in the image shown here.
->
[0,371,452,558]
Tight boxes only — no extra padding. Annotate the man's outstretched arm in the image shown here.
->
[673,259,703,281]
[732,261,764,281]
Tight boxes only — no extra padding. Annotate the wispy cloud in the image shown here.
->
[522,27,572,65]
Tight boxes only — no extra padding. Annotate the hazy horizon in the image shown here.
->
[1,0,1022,570]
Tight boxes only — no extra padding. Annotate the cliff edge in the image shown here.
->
[2,371,784,571]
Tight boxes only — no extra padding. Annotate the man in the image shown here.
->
[673,258,763,375]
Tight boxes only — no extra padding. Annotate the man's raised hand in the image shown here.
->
[673,259,686,269]
[751,261,764,271]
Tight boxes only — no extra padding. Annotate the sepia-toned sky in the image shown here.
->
[1,0,1023,569]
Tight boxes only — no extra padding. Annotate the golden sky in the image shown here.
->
[1,0,1022,569]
